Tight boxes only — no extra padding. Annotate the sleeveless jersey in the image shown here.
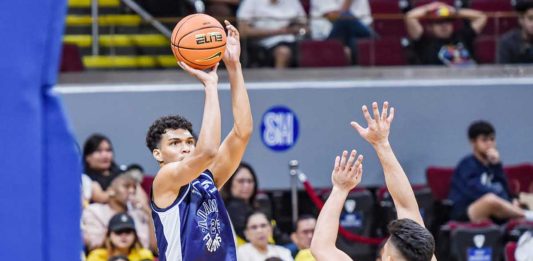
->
[151,170,237,261]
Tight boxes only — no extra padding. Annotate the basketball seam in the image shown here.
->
[172,14,199,45]
[171,43,226,50]
[177,47,219,67]
[177,25,225,47]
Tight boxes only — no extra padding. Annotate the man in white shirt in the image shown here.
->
[310,0,374,64]
[237,0,307,68]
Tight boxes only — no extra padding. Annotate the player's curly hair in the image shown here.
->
[146,115,195,152]
[388,218,435,261]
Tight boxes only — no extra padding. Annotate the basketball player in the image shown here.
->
[146,21,252,260]
[311,102,436,261]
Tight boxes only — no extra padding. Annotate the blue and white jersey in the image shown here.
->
[151,170,237,261]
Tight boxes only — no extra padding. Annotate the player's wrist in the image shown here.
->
[224,61,241,71]
[332,184,352,194]
[371,140,391,150]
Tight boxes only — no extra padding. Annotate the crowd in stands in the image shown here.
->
[79,117,533,260]
[197,0,533,68]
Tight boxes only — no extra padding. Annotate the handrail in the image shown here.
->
[91,0,99,55]
[120,0,172,38]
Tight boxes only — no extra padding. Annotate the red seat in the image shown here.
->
[505,164,533,194]
[370,0,400,13]
[373,18,407,37]
[357,38,407,66]
[471,0,513,12]
[60,44,84,72]
[481,16,518,36]
[141,176,155,195]
[426,167,454,201]
[474,36,496,64]
[298,40,349,67]
[505,242,517,261]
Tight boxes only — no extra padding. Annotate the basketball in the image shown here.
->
[171,14,227,70]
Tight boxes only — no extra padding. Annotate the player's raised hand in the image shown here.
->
[331,150,363,192]
[351,101,395,146]
[223,20,240,65]
[178,61,219,87]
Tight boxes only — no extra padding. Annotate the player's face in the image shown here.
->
[110,229,136,249]
[519,9,533,36]
[245,214,272,248]
[294,218,316,249]
[230,168,255,201]
[85,140,113,171]
[430,21,454,39]
[471,134,496,158]
[156,128,196,164]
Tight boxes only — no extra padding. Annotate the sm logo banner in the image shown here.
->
[260,106,299,152]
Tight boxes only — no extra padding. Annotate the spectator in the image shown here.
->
[222,162,258,244]
[498,1,533,64]
[83,134,124,202]
[449,121,533,222]
[124,164,149,210]
[237,0,307,68]
[310,0,374,64]
[206,0,240,20]
[404,2,487,66]
[82,174,157,252]
[284,215,316,259]
[86,213,154,261]
[238,211,294,261]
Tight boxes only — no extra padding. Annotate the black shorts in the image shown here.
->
[263,42,298,67]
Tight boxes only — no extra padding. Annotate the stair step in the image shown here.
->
[66,14,141,26]
[83,55,176,69]
[68,0,120,8]
[64,34,169,47]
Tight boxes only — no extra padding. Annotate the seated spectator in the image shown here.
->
[222,162,258,244]
[284,215,316,259]
[83,134,124,203]
[124,164,149,209]
[237,0,307,68]
[206,0,239,20]
[238,211,294,261]
[498,0,533,64]
[449,121,533,222]
[310,0,374,64]
[404,2,487,66]
[86,213,154,261]
[82,174,156,252]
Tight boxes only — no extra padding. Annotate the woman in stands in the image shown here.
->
[86,213,153,261]
[83,133,124,203]
[238,211,294,261]
[221,162,259,244]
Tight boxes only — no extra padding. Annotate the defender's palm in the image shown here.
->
[351,101,395,146]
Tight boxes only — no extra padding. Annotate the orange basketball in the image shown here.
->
[171,14,226,70]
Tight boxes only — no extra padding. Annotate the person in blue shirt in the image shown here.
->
[145,21,253,261]
[449,121,533,222]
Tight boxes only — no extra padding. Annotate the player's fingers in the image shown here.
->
[372,102,380,122]
[350,121,366,135]
[339,150,348,169]
[362,105,372,123]
[346,150,357,170]
[387,107,395,123]
[334,155,340,171]
[381,101,389,121]
[178,62,197,76]
[354,155,363,169]
[209,63,220,74]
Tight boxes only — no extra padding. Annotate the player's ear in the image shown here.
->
[152,148,163,162]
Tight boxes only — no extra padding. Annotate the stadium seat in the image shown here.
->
[504,164,533,194]
[298,40,349,67]
[505,241,517,261]
[426,167,454,201]
[60,44,84,72]
[474,36,496,64]
[470,0,513,12]
[322,188,377,260]
[372,18,407,37]
[370,0,400,13]
[505,219,533,242]
[357,38,407,66]
[437,221,503,261]
[482,16,518,36]
[141,176,154,195]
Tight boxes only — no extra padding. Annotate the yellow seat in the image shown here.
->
[156,55,178,67]
[68,0,120,8]
[63,34,168,47]
[83,55,156,69]
[65,15,141,26]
